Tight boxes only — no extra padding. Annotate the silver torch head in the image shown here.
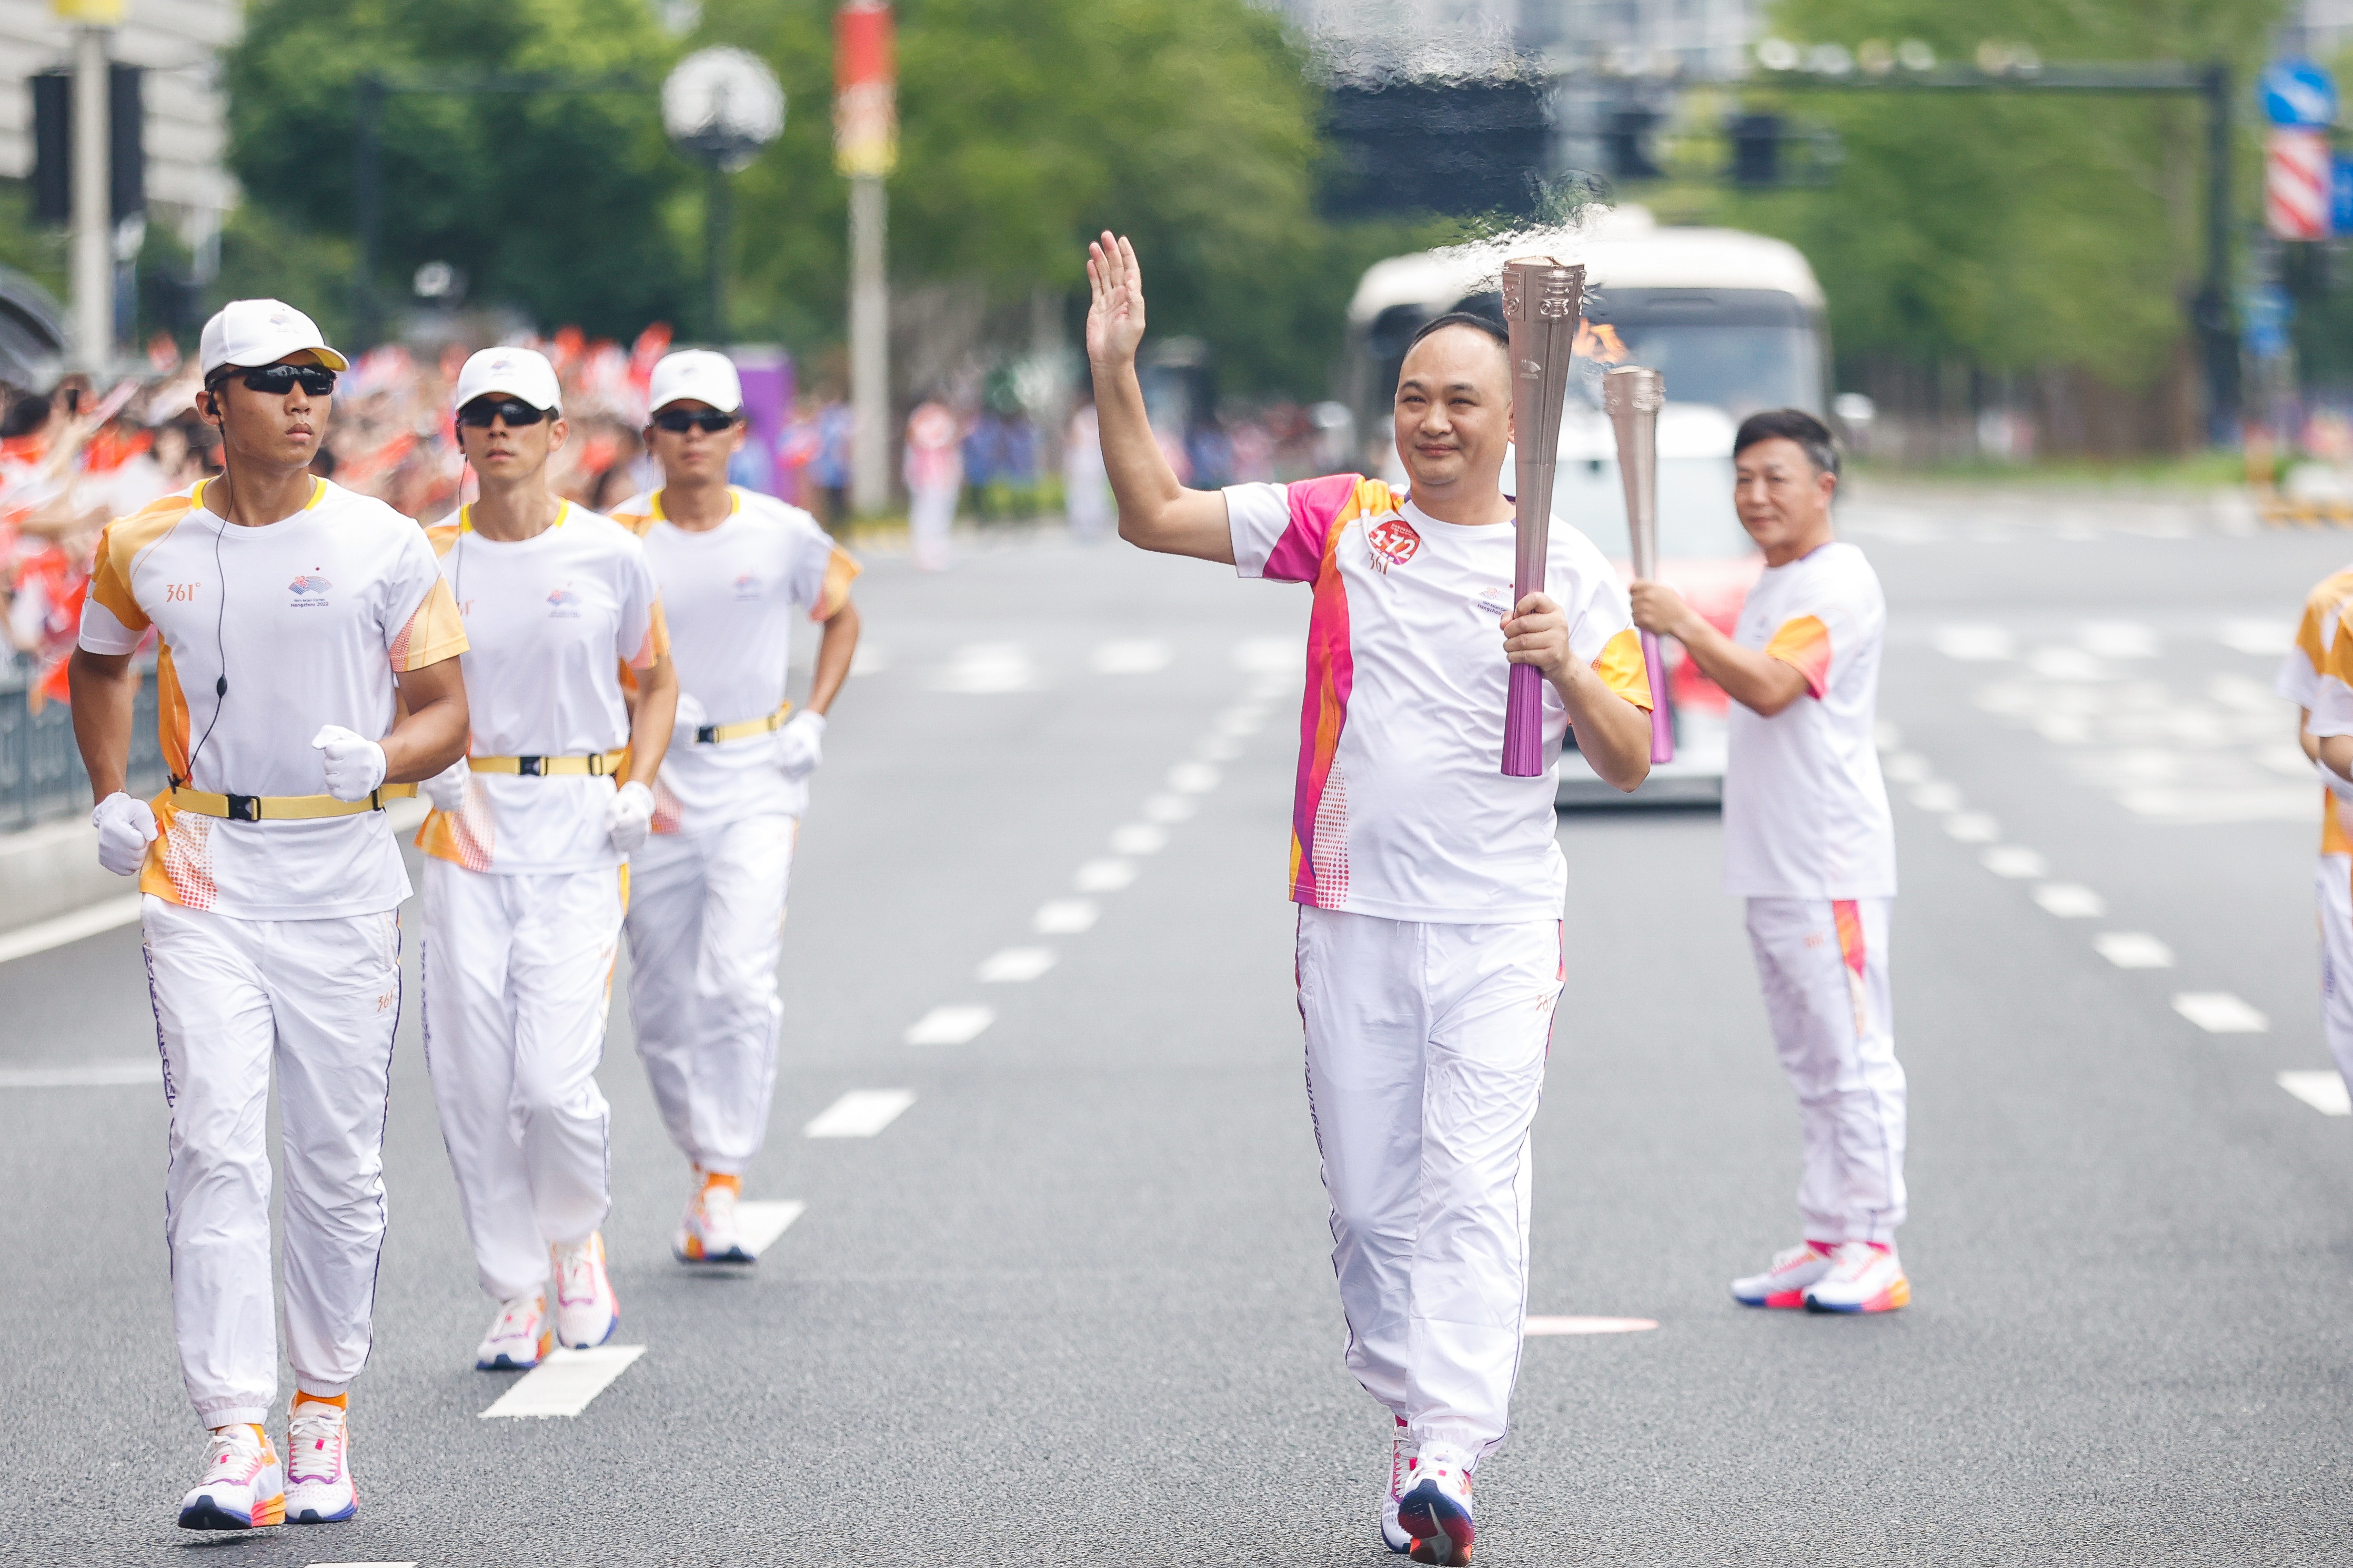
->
[1602,365,1665,582]
[1499,257,1586,602]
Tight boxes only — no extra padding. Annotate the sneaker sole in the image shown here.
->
[288,1496,358,1524]
[1805,1278,1911,1314]
[673,1239,756,1264]
[557,1311,619,1350]
[1397,1486,1473,1566]
[1732,1288,1809,1309]
[179,1493,284,1531]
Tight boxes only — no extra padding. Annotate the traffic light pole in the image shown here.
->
[70,25,111,372]
[1739,62,2238,433]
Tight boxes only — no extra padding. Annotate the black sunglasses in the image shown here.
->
[652,408,739,434]
[213,363,338,398]
[458,397,551,428]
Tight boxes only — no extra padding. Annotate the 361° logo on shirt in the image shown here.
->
[1366,517,1420,574]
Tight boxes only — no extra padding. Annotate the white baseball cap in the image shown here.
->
[198,299,348,379]
[454,347,562,413]
[646,349,742,416]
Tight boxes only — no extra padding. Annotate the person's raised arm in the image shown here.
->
[1629,581,1809,717]
[1084,232,1233,564]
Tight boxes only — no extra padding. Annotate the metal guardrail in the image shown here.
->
[0,659,167,833]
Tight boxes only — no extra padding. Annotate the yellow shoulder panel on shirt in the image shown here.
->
[89,491,197,633]
[1592,626,1656,712]
[424,522,462,559]
[2305,566,2353,671]
[391,578,468,671]
[813,547,861,621]
[611,507,654,538]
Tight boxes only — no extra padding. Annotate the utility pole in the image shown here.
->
[836,1,896,517]
[62,1,121,372]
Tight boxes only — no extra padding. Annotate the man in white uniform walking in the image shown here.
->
[412,348,679,1369]
[2277,563,2353,1092]
[1630,408,1907,1316]
[68,300,469,1531]
[1087,234,1655,1565]
[611,350,862,1263]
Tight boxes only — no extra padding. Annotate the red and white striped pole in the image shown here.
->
[2267,128,2332,240]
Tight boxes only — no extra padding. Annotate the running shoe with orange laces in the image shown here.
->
[552,1231,619,1348]
[177,1422,283,1531]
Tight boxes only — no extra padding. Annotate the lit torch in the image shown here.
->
[1603,365,1675,764]
[1499,256,1586,778]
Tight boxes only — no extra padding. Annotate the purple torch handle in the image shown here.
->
[1503,662,1546,776]
[1640,629,1674,764]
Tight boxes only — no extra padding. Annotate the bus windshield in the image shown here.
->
[1573,324,1821,424]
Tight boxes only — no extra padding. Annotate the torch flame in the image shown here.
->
[1574,319,1628,364]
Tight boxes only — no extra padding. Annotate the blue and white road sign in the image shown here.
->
[2263,57,2338,128]
[2244,284,2294,360]
[2335,155,2353,236]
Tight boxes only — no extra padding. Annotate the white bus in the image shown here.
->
[1341,206,1831,804]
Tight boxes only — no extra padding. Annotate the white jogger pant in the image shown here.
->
[1746,897,1906,1245]
[142,895,403,1431]
[1296,906,1561,1463]
[420,859,622,1302]
[624,813,798,1175]
[2318,855,2353,1091]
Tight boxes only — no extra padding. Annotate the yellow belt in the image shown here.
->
[170,783,418,822]
[692,702,791,745]
[465,748,628,777]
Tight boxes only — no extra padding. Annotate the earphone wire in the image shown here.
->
[180,385,233,787]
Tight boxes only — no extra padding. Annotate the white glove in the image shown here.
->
[310,725,388,803]
[2318,754,2353,805]
[775,711,827,782]
[607,780,656,855]
[92,792,157,876]
[421,756,471,812]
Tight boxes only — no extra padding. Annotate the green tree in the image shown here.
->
[1724,0,2284,394]
[224,0,697,339]
[706,0,1431,396]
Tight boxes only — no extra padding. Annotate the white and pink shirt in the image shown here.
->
[1224,474,1651,923]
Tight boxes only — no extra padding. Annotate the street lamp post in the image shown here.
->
[57,0,123,372]
[662,47,786,343]
[834,1,896,517]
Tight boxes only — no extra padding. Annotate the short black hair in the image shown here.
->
[1733,408,1840,478]
[1405,310,1511,358]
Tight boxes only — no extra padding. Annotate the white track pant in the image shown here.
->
[625,813,798,1175]
[1746,897,1906,1245]
[2318,856,2353,1090]
[1296,906,1560,1462]
[142,895,402,1431]
[421,860,621,1302]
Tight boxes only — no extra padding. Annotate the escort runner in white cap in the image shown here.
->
[411,348,679,1370]
[67,299,470,1533]
[1631,408,1909,1318]
[2288,562,2353,1097]
[1087,235,1657,1564]
[610,348,862,1263]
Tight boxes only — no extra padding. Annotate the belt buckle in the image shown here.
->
[695,724,719,744]
[518,755,544,777]
[227,794,260,823]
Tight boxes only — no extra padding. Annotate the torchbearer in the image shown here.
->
[1628,408,1907,1314]
[412,348,680,1372]
[1087,231,1654,1565]
[612,350,862,1264]
[2288,561,2353,1083]
[67,299,470,1530]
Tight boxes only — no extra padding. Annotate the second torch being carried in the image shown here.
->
[1603,365,1675,764]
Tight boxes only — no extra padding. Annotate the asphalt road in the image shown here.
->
[5,484,2353,1565]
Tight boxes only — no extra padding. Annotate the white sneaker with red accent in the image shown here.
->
[1380,1415,1413,1553]
[1803,1242,1910,1314]
[177,1423,283,1531]
[1395,1444,1475,1566]
[674,1171,751,1263]
[283,1397,356,1524]
[1731,1241,1836,1309]
[475,1292,551,1371]
[552,1232,619,1349]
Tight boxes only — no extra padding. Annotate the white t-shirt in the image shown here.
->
[1720,540,1896,899]
[2277,563,2353,856]
[415,503,667,874]
[609,487,858,829]
[1224,474,1653,922]
[77,477,467,919]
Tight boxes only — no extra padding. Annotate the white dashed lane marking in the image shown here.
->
[931,642,1035,694]
[1110,824,1167,855]
[1034,899,1098,935]
[2033,883,2107,918]
[805,1090,916,1139]
[1524,1316,1658,1336]
[1980,846,2046,878]
[736,1200,806,1257]
[479,1346,645,1419]
[977,947,1057,983]
[1943,812,1998,843]
[1092,639,1172,674]
[904,1006,994,1046]
[2095,933,2176,970]
[0,894,144,965]
[1074,858,1136,892]
[2279,1071,2351,1116]
[1167,762,1220,794]
[0,1059,159,1089]
[1142,794,1195,823]
[2171,992,2269,1034]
